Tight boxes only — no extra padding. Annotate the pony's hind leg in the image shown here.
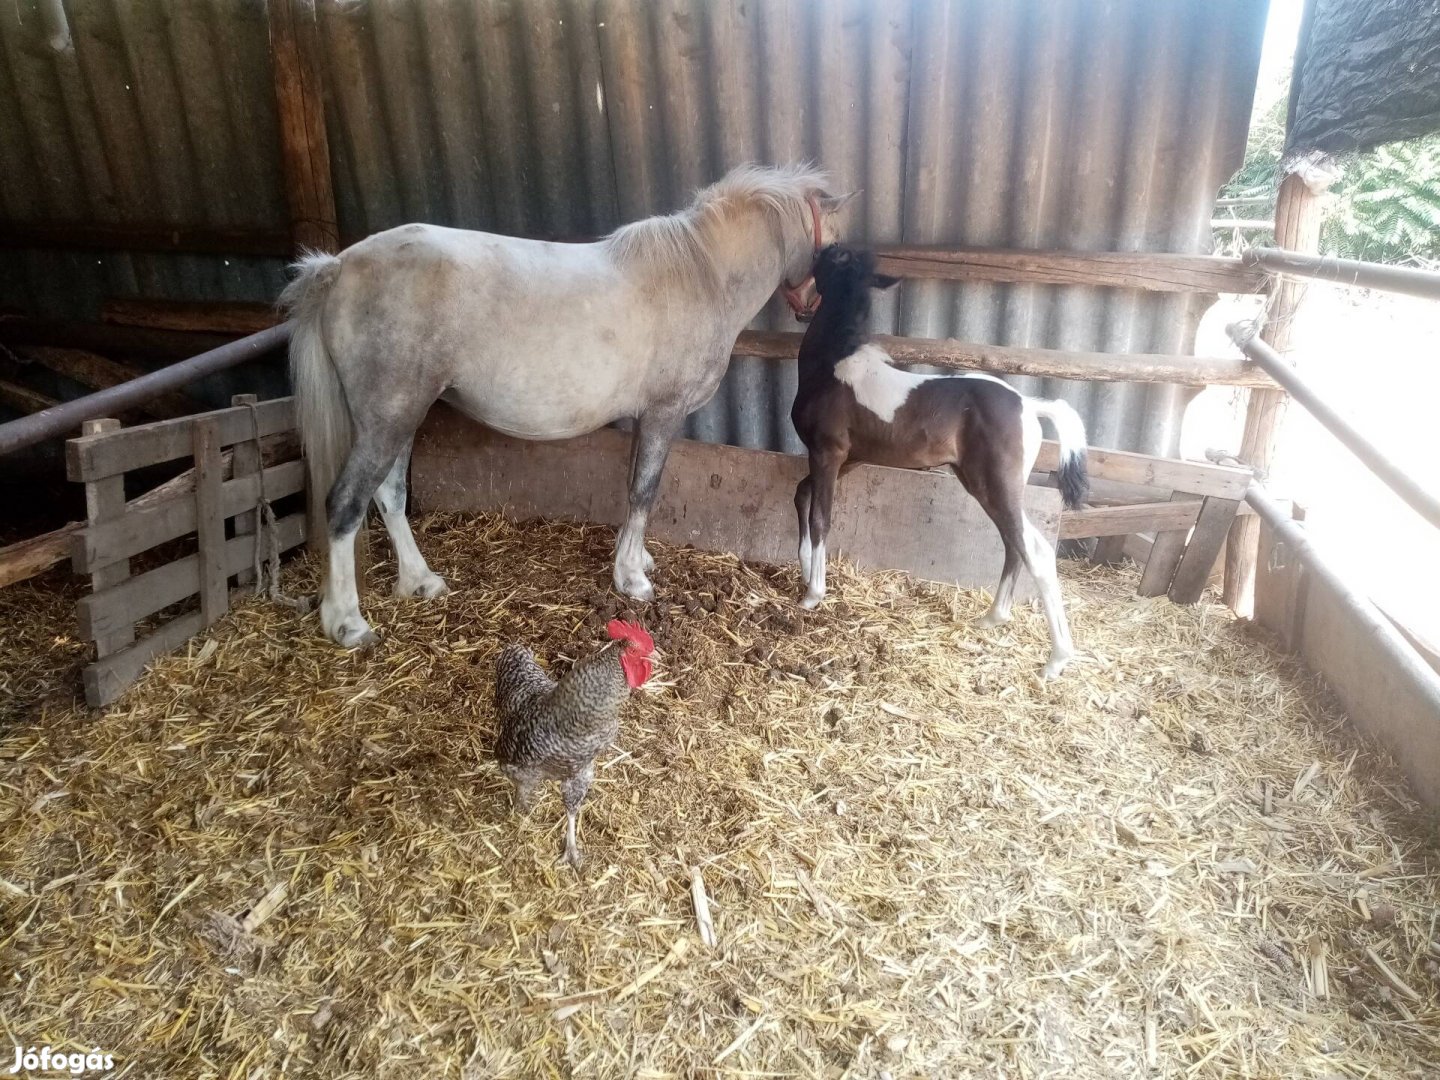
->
[321,430,412,648]
[956,451,1073,678]
[613,411,682,601]
[373,439,448,600]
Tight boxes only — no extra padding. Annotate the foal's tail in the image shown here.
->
[1030,398,1090,510]
[279,251,349,541]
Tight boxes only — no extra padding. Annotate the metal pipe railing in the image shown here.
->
[1246,483,1440,715]
[1227,323,1440,531]
[0,321,292,457]
[1243,246,1440,302]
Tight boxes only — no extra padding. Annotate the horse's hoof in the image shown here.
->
[327,615,379,650]
[615,572,655,603]
[977,610,1012,629]
[394,572,449,599]
[558,846,584,869]
[1041,653,1072,680]
[799,592,824,611]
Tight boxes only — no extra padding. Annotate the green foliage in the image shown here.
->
[1218,90,1440,266]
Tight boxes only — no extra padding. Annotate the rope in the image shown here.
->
[243,401,309,612]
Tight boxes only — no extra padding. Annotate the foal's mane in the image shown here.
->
[603,163,829,288]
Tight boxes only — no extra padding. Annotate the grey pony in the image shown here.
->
[280,164,852,647]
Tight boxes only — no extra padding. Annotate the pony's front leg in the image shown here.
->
[613,412,681,601]
[794,475,813,581]
[800,453,842,610]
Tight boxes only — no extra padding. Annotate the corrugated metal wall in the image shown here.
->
[0,0,1268,455]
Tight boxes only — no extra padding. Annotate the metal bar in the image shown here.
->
[0,322,292,457]
[1243,246,1440,301]
[1246,483,1440,717]
[1227,323,1440,531]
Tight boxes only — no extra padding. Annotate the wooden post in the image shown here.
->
[231,394,261,586]
[267,0,338,254]
[77,419,134,658]
[1222,170,1326,615]
[193,417,229,626]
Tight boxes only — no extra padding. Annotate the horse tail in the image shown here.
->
[1029,397,1089,510]
[279,250,348,540]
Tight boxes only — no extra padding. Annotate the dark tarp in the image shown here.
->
[1287,0,1440,154]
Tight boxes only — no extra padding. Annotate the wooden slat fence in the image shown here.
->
[67,395,308,706]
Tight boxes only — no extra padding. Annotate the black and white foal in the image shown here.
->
[789,246,1090,679]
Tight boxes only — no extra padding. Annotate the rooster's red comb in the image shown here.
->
[606,619,654,655]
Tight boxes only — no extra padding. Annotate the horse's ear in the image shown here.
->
[818,190,860,214]
[870,273,901,291]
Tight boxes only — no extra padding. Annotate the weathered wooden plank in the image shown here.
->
[734,331,1276,389]
[1059,500,1202,540]
[267,0,338,253]
[1168,497,1242,605]
[193,418,229,626]
[102,299,277,337]
[1138,494,1204,598]
[77,512,306,644]
[0,378,59,415]
[81,418,134,658]
[1032,441,1251,500]
[0,221,292,257]
[73,460,305,572]
[4,435,298,589]
[84,610,206,707]
[66,397,294,481]
[872,246,1265,294]
[230,394,262,586]
[411,406,1061,599]
[14,345,196,419]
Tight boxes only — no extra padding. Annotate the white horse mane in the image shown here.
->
[603,163,830,287]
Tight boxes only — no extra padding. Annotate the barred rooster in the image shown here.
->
[493,619,655,867]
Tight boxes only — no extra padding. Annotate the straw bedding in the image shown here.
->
[2,511,1437,1079]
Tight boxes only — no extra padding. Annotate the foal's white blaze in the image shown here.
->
[833,344,938,423]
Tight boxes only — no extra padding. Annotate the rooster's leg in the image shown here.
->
[558,764,595,868]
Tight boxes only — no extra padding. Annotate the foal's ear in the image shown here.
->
[870,272,901,291]
[818,190,860,214]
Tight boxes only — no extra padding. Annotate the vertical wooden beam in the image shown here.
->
[231,393,261,586]
[1222,171,1325,615]
[76,418,134,657]
[267,0,338,254]
[193,417,229,626]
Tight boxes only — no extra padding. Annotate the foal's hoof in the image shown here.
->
[976,609,1012,629]
[557,846,584,869]
[394,572,450,599]
[799,591,824,611]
